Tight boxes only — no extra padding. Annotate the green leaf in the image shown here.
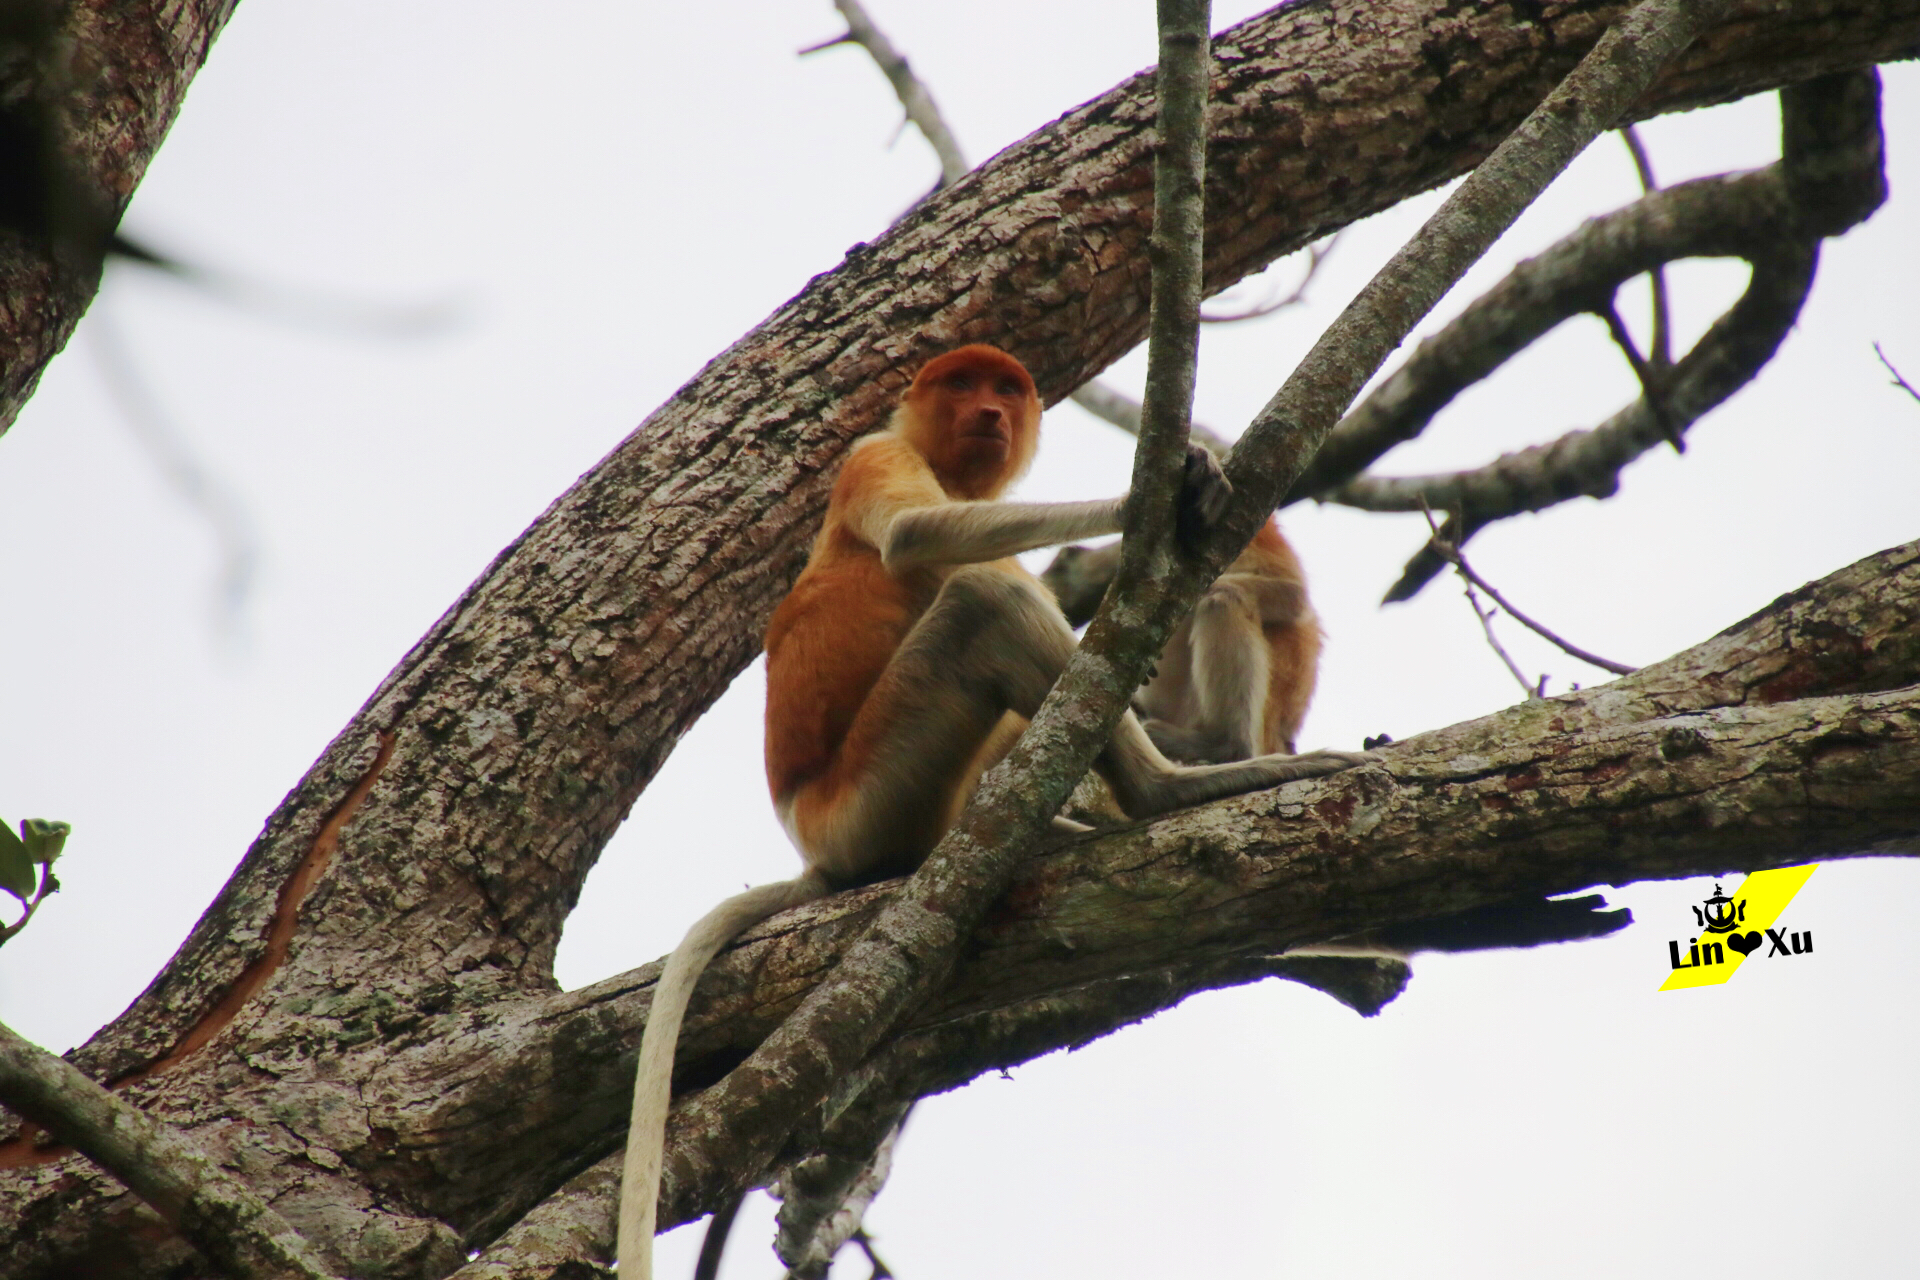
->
[0,821,33,901]
[21,819,69,864]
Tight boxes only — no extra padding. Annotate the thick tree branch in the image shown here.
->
[434,542,1920,1254]
[0,1021,338,1280]
[106,540,1920,1278]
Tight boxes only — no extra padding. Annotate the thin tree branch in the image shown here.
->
[1200,234,1341,322]
[1206,0,1741,586]
[89,313,260,639]
[1422,504,1543,697]
[1326,71,1884,601]
[1050,73,1883,622]
[653,0,1224,1239]
[1875,342,1920,403]
[805,0,970,187]
[1596,295,1684,451]
[773,1106,908,1279]
[1067,380,1234,457]
[1423,512,1639,677]
[0,1020,339,1280]
[1619,125,1674,366]
[1285,71,1882,505]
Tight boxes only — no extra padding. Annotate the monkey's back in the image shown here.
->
[1242,520,1322,754]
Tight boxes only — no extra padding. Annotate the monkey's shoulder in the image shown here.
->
[831,432,947,514]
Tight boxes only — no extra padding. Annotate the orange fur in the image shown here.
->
[764,345,1042,878]
[1243,520,1322,754]
[1135,516,1322,760]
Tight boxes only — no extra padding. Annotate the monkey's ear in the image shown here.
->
[1176,443,1232,550]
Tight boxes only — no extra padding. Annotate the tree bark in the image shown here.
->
[3,2,1919,1277]
[0,0,240,433]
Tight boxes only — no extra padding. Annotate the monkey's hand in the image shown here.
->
[1175,442,1232,551]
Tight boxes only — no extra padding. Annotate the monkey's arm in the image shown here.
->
[877,498,1126,574]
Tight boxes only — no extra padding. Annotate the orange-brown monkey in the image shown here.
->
[618,346,1364,1278]
[1137,518,1322,762]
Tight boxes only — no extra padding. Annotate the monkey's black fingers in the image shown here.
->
[1176,442,1233,549]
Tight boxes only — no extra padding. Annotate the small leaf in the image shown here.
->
[21,819,69,864]
[0,822,33,901]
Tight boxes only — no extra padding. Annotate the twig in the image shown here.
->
[1618,126,1673,367]
[803,0,968,186]
[1200,234,1341,322]
[1421,504,1636,684]
[1874,342,1920,404]
[0,867,59,946]
[1595,296,1683,452]
[1422,504,1538,696]
[849,1228,895,1280]
[1470,579,1541,697]
[0,1019,341,1280]
[88,313,260,641]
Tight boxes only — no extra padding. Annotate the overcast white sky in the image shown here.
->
[1,3,1916,1277]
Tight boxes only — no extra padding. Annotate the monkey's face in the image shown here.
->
[904,346,1040,498]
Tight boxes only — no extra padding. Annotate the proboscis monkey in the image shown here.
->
[618,346,1365,1278]
[1045,516,1321,764]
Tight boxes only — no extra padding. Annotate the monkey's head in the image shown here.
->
[897,345,1040,499]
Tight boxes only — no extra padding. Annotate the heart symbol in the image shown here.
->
[1727,931,1762,956]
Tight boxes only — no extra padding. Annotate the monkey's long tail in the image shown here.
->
[617,870,834,1280]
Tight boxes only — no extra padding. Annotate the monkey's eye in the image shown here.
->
[946,373,975,392]
[995,377,1023,396]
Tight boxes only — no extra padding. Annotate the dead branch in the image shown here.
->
[1875,342,1920,403]
[1421,506,1638,678]
[803,0,969,186]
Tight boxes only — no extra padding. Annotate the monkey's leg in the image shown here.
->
[1184,582,1271,761]
[792,565,1082,881]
